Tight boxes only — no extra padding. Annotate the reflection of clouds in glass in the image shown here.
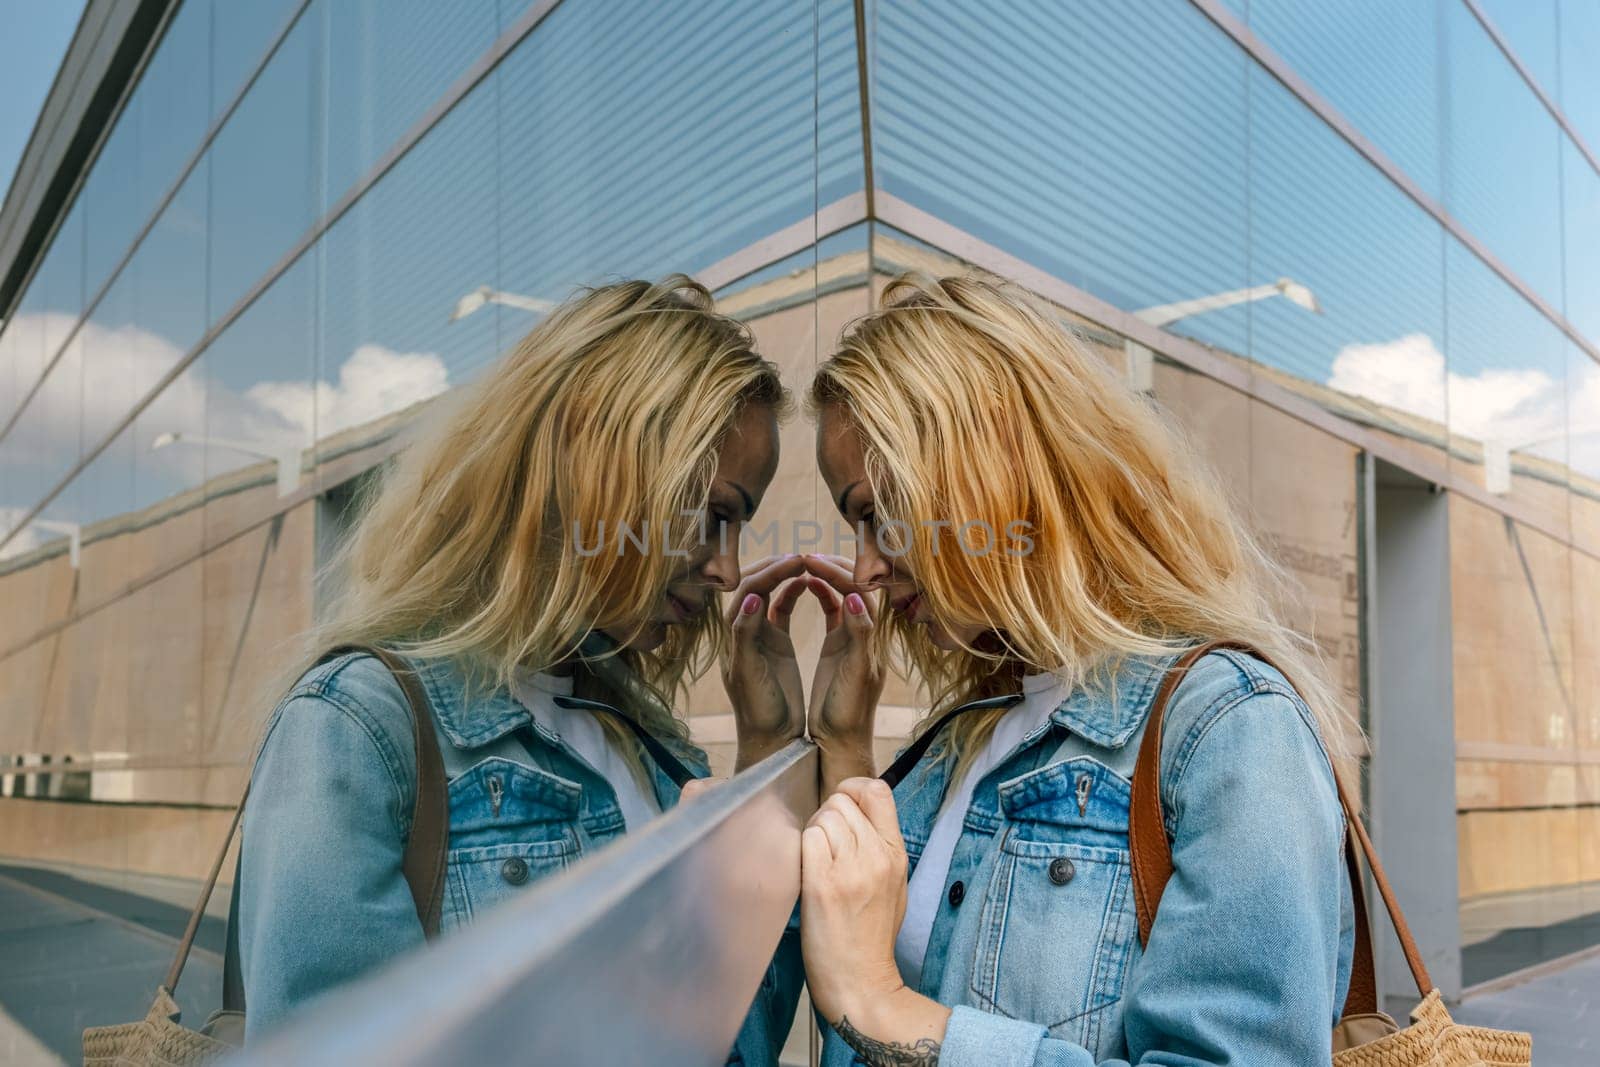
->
[3,312,450,519]
[1329,332,1600,473]
[0,507,51,559]
[1327,333,1448,425]
[246,343,448,440]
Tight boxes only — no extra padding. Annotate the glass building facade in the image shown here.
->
[0,0,1593,1014]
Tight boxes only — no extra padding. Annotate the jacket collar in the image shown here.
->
[413,655,534,748]
[1045,652,1176,748]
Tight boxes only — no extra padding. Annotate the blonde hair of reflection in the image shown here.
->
[261,275,791,790]
[809,271,1358,788]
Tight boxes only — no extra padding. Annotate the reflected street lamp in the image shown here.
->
[151,431,302,497]
[1124,277,1322,392]
[1484,426,1600,495]
[449,285,555,323]
[26,519,80,568]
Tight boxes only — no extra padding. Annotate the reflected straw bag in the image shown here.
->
[1129,641,1532,1067]
[82,646,450,1066]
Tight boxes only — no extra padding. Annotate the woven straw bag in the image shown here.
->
[82,646,449,1065]
[1129,641,1531,1066]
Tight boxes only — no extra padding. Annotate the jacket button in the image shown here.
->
[1048,857,1075,885]
[501,857,529,885]
[947,880,965,907]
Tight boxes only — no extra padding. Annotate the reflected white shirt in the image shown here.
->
[893,668,1072,989]
[508,668,663,833]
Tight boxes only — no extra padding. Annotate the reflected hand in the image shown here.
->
[720,554,809,770]
[801,555,886,772]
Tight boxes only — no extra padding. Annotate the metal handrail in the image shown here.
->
[232,739,817,1065]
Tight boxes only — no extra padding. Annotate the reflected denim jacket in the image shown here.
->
[811,647,1356,1066]
[237,651,801,1062]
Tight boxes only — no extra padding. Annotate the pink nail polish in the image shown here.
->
[846,593,865,615]
[741,593,762,614]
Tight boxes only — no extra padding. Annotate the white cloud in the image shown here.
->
[245,343,449,440]
[1327,333,1600,474]
[2,312,450,540]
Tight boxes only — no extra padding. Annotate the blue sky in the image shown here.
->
[0,1,85,208]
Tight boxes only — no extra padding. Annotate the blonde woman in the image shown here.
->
[236,276,811,1060]
[794,274,1357,1065]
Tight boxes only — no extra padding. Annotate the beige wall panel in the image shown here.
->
[0,797,235,882]
[1458,807,1581,899]
[0,552,74,651]
[200,504,316,766]
[1573,489,1600,558]
[1575,551,1600,754]
[1450,497,1574,752]
[125,562,204,766]
[1456,759,1578,810]
[1248,399,1362,724]
[1151,362,1252,504]
[125,497,206,591]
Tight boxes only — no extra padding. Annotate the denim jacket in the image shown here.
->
[811,647,1356,1066]
[236,650,800,1062]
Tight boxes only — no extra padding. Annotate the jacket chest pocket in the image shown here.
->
[968,758,1137,1052]
[442,757,581,932]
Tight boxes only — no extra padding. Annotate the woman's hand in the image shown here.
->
[801,778,950,1060]
[677,776,725,804]
[802,554,886,787]
[721,554,809,770]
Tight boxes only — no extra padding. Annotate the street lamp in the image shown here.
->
[26,519,80,568]
[1124,277,1322,392]
[1484,427,1600,494]
[151,430,303,498]
[449,285,555,323]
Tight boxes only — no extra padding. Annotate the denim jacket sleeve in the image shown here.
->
[237,661,424,1043]
[939,682,1349,1066]
[727,899,805,1064]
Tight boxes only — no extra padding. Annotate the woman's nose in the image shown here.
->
[853,539,894,588]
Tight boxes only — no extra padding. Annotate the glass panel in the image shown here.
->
[211,0,303,120]
[874,0,1248,353]
[1444,0,1563,311]
[496,0,821,302]
[817,0,863,208]
[320,0,499,205]
[200,256,316,548]
[1445,235,1570,534]
[1475,0,1559,95]
[1564,138,1600,347]
[1248,0,1442,200]
[207,8,321,320]
[1453,500,1584,981]
[36,202,86,392]
[1572,342,1600,557]
[1249,64,1448,462]
[82,105,143,301]
[312,73,495,458]
[1559,0,1600,153]
[136,0,212,229]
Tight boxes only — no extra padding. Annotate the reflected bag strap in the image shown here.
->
[212,645,451,1015]
[1126,639,1432,1020]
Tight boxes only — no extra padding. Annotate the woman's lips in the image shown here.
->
[666,591,699,621]
[892,592,921,619]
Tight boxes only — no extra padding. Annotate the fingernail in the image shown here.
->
[741,593,762,614]
[846,593,865,615]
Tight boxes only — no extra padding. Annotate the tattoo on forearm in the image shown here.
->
[833,1015,941,1066]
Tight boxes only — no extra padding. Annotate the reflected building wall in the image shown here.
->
[0,0,1595,993]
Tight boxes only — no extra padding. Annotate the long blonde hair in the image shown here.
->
[810,272,1355,782]
[276,275,789,780]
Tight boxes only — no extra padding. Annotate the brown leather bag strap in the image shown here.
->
[327,643,450,938]
[1126,640,1433,1019]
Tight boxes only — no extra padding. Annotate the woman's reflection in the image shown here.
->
[234,275,802,1059]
